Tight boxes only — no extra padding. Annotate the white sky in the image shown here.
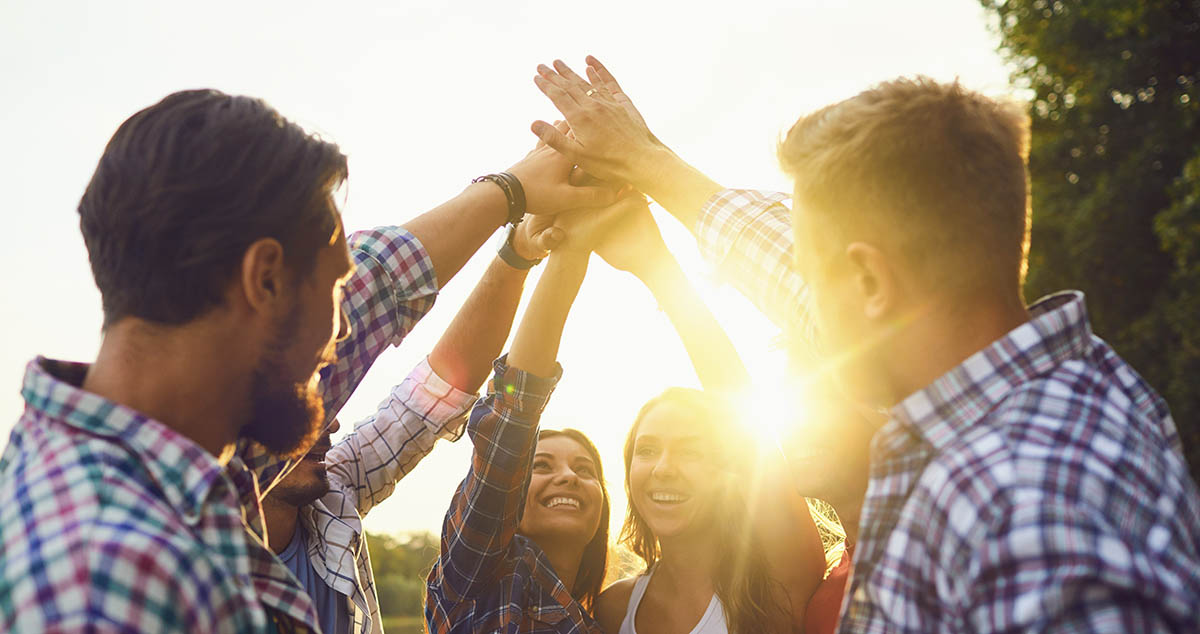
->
[0,0,1013,538]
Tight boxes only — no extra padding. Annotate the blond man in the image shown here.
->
[532,58,1200,633]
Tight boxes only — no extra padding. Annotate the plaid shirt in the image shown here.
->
[425,358,602,634]
[302,357,475,634]
[0,226,436,633]
[841,291,1200,633]
[695,188,813,340]
[696,189,1200,632]
[238,226,443,634]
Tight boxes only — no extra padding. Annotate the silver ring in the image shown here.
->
[585,89,597,97]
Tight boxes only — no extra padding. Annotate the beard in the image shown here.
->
[240,310,327,460]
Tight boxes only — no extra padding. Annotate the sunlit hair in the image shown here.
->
[535,428,610,614]
[619,388,787,634]
[778,76,1032,299]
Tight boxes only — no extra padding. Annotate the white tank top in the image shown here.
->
[617,567,728,634]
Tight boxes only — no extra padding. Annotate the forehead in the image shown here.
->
[536,436,594,462]
[636,401,709,443]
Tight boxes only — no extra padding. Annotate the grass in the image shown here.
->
[380,615,426,633]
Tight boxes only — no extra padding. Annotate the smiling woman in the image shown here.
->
[520,429,612,611]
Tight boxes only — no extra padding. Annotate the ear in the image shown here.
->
[239,237,287,315]
[845,242,899,321]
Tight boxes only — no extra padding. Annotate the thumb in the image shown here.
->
[536,226,566,252]
[531,120,582,161]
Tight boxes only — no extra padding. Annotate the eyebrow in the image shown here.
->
[636,434,703,444]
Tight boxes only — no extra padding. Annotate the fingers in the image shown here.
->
[585,55,625,94]
[534,120,570,149]
[534,73,582,117]
[585,66,615,100]
[552,59,595,98]
[531,120,583,162]
[560,183,618,210]
[537,63,586,105]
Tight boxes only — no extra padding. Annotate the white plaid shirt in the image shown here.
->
[300,357,475,634]
[697,189,1200,633]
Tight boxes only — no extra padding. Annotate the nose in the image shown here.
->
[327,418,341,435]
[651,450,679,480]
[553,466,579,487]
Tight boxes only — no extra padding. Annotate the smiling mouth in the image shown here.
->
[648,491,690,505]
[542,496,582,510]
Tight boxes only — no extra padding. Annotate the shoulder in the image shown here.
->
[596,576,638,633]
[1,506,217,631]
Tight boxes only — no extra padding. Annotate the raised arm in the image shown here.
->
[589,199,749,392]
[323,220,561,516]
[530,57,722,231]
[403,133,614,287]
[428,199,643,605]
[532,59,813,336]
[592,201,825,624]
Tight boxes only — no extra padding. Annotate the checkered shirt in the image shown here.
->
[695,188,813,341]
[0,358,322,633]
[425,357,602,634]
[840,291,1200,633]
[697,189,1200,632]
[0,226,437,633]
[239,225,443,634]
[301,357,475,634]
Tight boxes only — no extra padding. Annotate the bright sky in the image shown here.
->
[0,0,1013,538]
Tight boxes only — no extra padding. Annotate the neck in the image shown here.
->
[83,317,253,462]
[654,527,718,592]
[261,495,302,554]
[886,293,1030,406]
[539,538,586,594]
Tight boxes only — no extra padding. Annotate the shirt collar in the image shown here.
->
[887,291,1094,453]
[21,357,242,523]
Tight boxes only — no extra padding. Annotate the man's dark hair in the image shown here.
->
[78,89,348,328]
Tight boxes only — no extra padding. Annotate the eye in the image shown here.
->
[634,445,658,458]
[532,459,551,472]
[575,463,596,478]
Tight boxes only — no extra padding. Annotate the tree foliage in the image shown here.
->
[366,531,440,617]
[980,0,1200,478]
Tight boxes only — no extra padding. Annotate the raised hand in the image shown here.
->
[551,194,652,255]
[506,118,617,216]
[531,57,665,190]
[591,197,669,277]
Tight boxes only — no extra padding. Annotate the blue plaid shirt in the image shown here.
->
[425,358,603,634]
[841,291,1200,633]
[696,189,1200,633]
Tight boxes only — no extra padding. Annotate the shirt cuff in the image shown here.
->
[695,189,792,268]
[487,354,562,415]
[405,357,479,441]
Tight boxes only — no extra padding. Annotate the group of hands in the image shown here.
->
[500,57,669,275]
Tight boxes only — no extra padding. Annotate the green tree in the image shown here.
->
[366,531,441,617]
[979,0,1200,478]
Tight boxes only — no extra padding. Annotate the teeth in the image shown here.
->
[650,492,688,503]
[545,497,580,509]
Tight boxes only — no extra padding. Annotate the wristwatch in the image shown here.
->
[497,224,544,269]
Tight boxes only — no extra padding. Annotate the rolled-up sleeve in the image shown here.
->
[695,189,814,341]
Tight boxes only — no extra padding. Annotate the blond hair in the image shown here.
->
[779,76,1032,299]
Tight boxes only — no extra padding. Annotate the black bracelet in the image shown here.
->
[472,171,527,225]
